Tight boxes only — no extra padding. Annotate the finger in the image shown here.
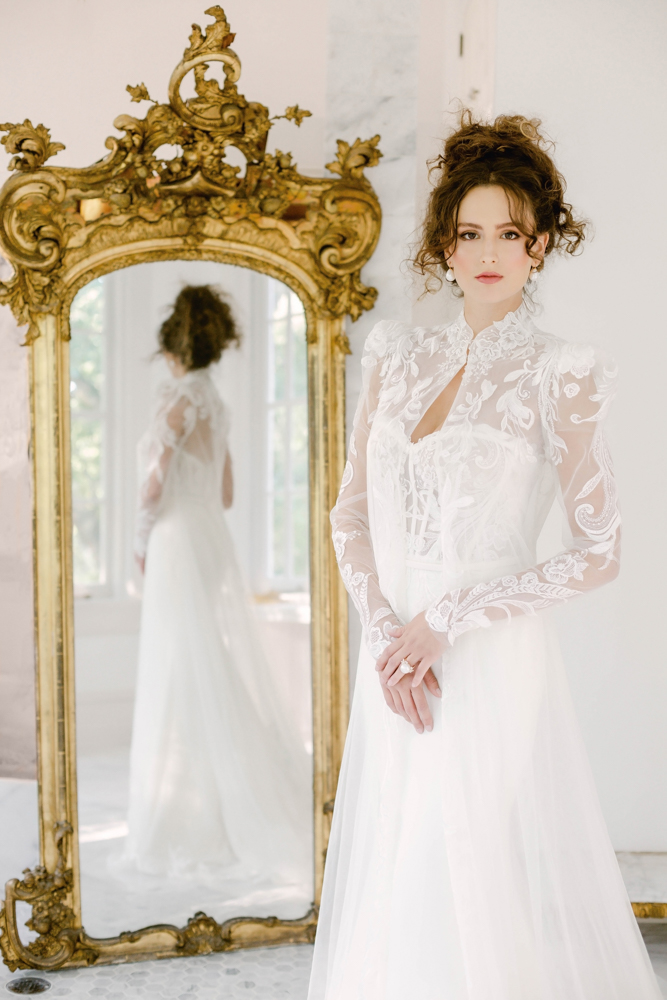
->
[423,668,442,698]
[375,638,404,672]
[412,652,437,688]
[399,685,424,734]
[412,683,433,732]
[380,686,398,714]
[393,693,409,722]
[386,653,420,688]
[389,686,408,721]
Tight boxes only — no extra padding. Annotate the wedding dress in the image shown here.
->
[309,304,660,1000]
[124,368,312,886]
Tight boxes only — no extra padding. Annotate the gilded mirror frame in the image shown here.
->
[0,7,383,969]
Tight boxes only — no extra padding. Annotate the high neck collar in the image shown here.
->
[456,299,530,342]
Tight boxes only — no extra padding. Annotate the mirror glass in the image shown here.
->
[70,260,313,936]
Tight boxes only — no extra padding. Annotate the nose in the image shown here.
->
[480,237,498,265]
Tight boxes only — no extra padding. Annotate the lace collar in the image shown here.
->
[453,300,531,344]
[449,300,535,380]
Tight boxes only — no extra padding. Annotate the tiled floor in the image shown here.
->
[0,944,312,998]
[1,926,667,998]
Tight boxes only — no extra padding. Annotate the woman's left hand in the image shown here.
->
[376,611,445,689]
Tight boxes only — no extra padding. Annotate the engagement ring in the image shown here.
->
[399,659,414,675]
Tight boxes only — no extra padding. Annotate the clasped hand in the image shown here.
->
[375,611,444,734]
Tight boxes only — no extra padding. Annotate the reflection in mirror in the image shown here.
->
[70,261,313,936]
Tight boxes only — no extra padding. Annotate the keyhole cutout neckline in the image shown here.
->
[409,359,467,446]
[407,299,531,446]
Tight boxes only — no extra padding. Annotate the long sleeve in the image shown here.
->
[331,327,403,658]
[425,342,621,644]
[134,389,193,560]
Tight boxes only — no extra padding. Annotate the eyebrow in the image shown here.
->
[457,221,518,230]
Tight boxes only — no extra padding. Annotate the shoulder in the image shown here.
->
[528,320,617,380]
[528,326,618,435]
[362,320,414,362]
[361,318,454,366]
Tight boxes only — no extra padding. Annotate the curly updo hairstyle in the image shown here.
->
[159,284,240,370]
[413,111,587,290]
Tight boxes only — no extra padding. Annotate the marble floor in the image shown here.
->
[0,928,666,998]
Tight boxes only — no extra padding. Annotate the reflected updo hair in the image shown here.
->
[412,111,587,290]
[159,284,240,370]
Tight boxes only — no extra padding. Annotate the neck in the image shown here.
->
[463,290,524,337]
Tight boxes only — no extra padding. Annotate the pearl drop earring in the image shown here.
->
[528,267,540,284]
[445,269,456,283]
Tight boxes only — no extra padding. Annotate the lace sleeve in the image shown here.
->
[425,342,621,644]
[331,324,404,658]
[134,384,196,560]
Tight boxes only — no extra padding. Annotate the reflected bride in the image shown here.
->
[123,284,311,881]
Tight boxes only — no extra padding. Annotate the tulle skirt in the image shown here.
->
[309,565,660,999]
[124,496,312,883]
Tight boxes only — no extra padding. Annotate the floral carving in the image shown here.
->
[0,824,97,972]
[0,120,65,172]
[326,135,382,179]
[0,6,382,334]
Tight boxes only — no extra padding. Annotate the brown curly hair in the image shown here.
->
[413,111,587,290]
[159,284,240,370]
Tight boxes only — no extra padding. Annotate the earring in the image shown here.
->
[445,269,456,283]
[527,267,540,284]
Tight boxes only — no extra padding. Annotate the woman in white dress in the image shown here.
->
[125,284,311,885]
[309,116,661,998]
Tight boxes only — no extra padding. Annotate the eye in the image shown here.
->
[501,230,521,240]
[459,230,479,240]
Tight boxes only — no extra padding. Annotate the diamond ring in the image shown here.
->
[399,658,414,675]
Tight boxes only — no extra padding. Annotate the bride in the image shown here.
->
[124,283,311,883]
[308,115,661,998]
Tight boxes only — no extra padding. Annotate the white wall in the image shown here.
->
[494,0,667,850]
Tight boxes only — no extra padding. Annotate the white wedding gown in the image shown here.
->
[309,304,660,999]
[124,368,312,887]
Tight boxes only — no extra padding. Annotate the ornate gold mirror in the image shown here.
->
[0,7,381,970]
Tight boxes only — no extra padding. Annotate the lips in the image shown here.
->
[475,272,503,284]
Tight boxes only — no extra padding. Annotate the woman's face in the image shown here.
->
[446,184,548,306]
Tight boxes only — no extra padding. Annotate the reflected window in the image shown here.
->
[267,282,308,590]
[70,278,106,593]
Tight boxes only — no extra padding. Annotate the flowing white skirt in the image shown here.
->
[309,563,660,1000]
[124,495,312,885]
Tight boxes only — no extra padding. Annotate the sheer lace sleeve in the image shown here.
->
[331,324,403,658]
[425,342,621,644]
[134,384,196,560]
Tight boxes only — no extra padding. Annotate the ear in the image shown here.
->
[535,232,549,262]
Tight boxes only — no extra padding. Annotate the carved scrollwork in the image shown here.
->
[0,824,97,972]
[0,6,381,332]
[0,121,65,173]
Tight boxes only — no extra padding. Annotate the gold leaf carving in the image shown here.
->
[185,7,234,59]
[0,5,382,326]
[0,824,97,972]
[0,120,65,172]
[275,105,313,128]
[126,83,155,104]
[326,135,383,179]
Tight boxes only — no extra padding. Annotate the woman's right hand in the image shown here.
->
[377,666,440,734]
